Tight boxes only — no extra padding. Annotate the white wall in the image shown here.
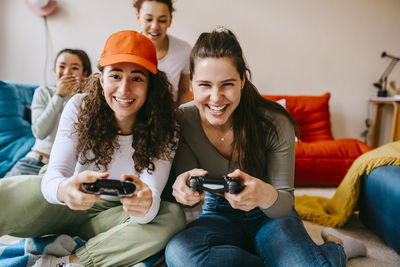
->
[1,0,400,145]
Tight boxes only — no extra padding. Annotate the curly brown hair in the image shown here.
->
[73,67,179,173]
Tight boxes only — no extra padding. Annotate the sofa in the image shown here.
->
[264,93,372,186]
[0,80,38,178]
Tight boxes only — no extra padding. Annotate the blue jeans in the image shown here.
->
[165,193,346,267]
[4,156,45,178]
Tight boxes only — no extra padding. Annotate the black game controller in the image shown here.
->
[187,175,244,194]
[81,178,136,197]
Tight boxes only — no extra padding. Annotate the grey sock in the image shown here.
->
[43,235,77,256]
[321,227,367,259]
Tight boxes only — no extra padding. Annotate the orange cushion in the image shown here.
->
[263,93,333,142]
[294,138,372,186]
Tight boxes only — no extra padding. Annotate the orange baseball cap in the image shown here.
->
[99,30,157,74]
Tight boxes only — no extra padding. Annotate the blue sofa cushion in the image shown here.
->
[0,80,38,177]
[359,165,400,254]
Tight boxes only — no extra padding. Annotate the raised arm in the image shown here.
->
[31,86,69,140]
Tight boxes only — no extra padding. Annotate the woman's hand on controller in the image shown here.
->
[224,169,278,211]
[120,175,153,217]
[57,170,104,210]
[172,168,206,206]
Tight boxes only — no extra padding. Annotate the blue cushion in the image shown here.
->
[0,80,38,177]
[359,165,400,254]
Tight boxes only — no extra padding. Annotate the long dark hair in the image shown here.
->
[190,27,299,176]
[74,66,178,173]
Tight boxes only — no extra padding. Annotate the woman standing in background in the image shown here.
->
[134,0,192,106]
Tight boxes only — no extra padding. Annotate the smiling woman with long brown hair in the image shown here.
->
[165,27,367,267]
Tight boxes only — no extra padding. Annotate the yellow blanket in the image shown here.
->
[294,141,400,227]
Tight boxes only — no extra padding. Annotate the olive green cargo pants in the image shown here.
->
[0,175,185,267]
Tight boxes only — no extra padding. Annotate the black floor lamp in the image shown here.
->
[373,51,400,97]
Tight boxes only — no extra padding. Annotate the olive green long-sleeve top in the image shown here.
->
[173,101,296,218]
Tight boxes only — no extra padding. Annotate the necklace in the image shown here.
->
[201,120,233,143]
[220,126,233,142]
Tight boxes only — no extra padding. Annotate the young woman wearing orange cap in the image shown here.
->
[134,0,192,107]
[0,30,185,267]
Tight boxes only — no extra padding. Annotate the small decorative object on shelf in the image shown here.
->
[373,51,400,97]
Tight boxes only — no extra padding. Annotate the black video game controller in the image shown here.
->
[187,175,244,194]
[81,178,136,197]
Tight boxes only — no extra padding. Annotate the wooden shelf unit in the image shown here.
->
[369,96,400,148]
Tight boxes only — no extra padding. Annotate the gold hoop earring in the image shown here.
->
[101,89,104,96]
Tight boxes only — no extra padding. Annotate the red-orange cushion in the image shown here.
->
[263,93,333,142]
[294,138,372,186]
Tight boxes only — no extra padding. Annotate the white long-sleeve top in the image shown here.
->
[31,86,70,154]
[41,94,175,224]
[158,34,191,102]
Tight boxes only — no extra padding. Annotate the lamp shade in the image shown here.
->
[25,0,57,16]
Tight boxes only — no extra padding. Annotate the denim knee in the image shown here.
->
[165,233,191,267]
